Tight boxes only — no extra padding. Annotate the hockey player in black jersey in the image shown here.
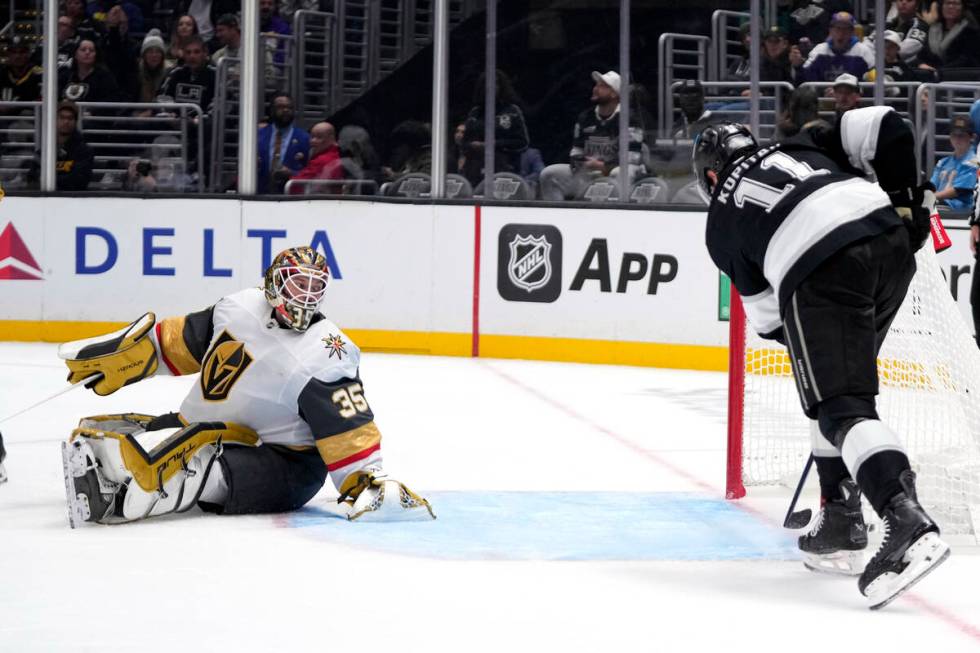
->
[695,106,950,609]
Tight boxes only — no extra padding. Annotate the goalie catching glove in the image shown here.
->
[337,467,435,521]
[58,313,158,396]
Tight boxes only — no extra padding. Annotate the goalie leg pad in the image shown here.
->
[64,415,259,525]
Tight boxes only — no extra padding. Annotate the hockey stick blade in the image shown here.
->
[782,454,814,529]
[784,508,812,529]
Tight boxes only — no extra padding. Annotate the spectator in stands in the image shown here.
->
[288,121,342,194]
[27,101,93,191]
[725,22,752,84]
[381,120,431,180]
[760,26,796,85]
[257,92,310,194]
[930,114,978,210]
[338,125,381,193]
[776,85,827,138]
[63,0,102,44]
[211,13,241,66]
[123,134,195,192]
[672,79,713,139]
[0,36,43,104]
[520,147,545,193]
[800,11,875,82]
[167,14,199,67]
[132,30,172,110]
[460,70,530,186]
[104,5,140,101]
[831,72,862,114]
[452,121,466,174]
[176,0,240,48]
[86,0,145,34]
[539,70,645,201]
[58,15,80,67]
[211,13,277,76]
[260,0,292,69]
[886,0,930,63]
[787,0,855,45]
[158,35,216,114]
[58,38,123,103]
[920,0,980,70]
[278,0,325,22]
[870,29,937,84]
[260,0,291,35]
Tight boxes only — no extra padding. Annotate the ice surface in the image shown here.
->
[1,343,977,651]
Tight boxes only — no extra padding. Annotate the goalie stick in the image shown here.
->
[0,374,99,426]
[781,209,950,530]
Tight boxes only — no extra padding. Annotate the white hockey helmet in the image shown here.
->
[263,246,330,332]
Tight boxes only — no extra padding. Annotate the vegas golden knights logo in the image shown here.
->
[200,330,253,402]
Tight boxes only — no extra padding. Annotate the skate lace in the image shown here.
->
[808,507,826,536]
[871,515,892,558]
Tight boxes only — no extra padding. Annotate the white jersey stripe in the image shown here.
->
[765,177,891,300]
[741,286,781,336]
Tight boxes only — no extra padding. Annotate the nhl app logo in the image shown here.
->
[497,224,562,303]
[200,330,253,401]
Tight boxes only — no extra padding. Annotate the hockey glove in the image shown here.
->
[337,468,435,522]
[59,313,159,396]
[895,183,935,253]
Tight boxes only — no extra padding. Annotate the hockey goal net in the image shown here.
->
[727,242,980,538]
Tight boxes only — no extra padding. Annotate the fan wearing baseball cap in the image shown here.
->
[930,115,978,211]
[799,11,876,82]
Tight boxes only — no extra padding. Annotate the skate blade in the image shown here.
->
[61,441,91,529]
[802,549,866,576]
[867,532,951,610]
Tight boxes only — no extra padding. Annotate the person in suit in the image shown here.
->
[257,92,310,194]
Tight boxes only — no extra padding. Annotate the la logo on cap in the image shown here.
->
[0,222,43,280]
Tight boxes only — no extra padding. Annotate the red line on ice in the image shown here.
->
[483,360,980,644]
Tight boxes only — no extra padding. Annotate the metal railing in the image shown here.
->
[660,80,791,141]
[295,10,336,122]
[658,33,711,138]
[210,56,241,192]
[916,82,980,179]
[0,100,204,191]
[799,81,922,124]
[710,10,750,82]
[284,178,379,194]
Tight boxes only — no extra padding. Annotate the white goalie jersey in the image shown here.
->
[152,287,383,488]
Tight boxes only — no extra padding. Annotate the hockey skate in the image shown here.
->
[62,439,119,528]
[798,479,868,575]
[858,471,950,610]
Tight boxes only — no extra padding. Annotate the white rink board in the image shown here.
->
[0,196,976,350]
[479,205,728,345]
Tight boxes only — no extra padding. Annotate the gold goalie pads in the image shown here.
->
[70,414,259,493]
[337,468,435,521]
[59,314,159,396]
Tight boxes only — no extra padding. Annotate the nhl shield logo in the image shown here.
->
[508,234,552,292]
[497,224,562,303]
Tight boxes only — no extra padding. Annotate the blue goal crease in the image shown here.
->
[283,491,800,562]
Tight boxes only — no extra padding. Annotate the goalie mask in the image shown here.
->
[692,122,758,203]
[263,246,330,332]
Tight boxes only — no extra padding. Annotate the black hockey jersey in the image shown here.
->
[569,105,644,171]
[158,64,217,113]
[706,107,914,341]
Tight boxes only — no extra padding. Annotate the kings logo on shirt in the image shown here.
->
[200,330,253,402]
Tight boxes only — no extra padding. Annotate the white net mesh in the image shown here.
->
[741,244,980,536]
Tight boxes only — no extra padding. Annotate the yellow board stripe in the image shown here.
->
[158,316,202,375]
[316,421,382,468]
[0,320,730,371]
